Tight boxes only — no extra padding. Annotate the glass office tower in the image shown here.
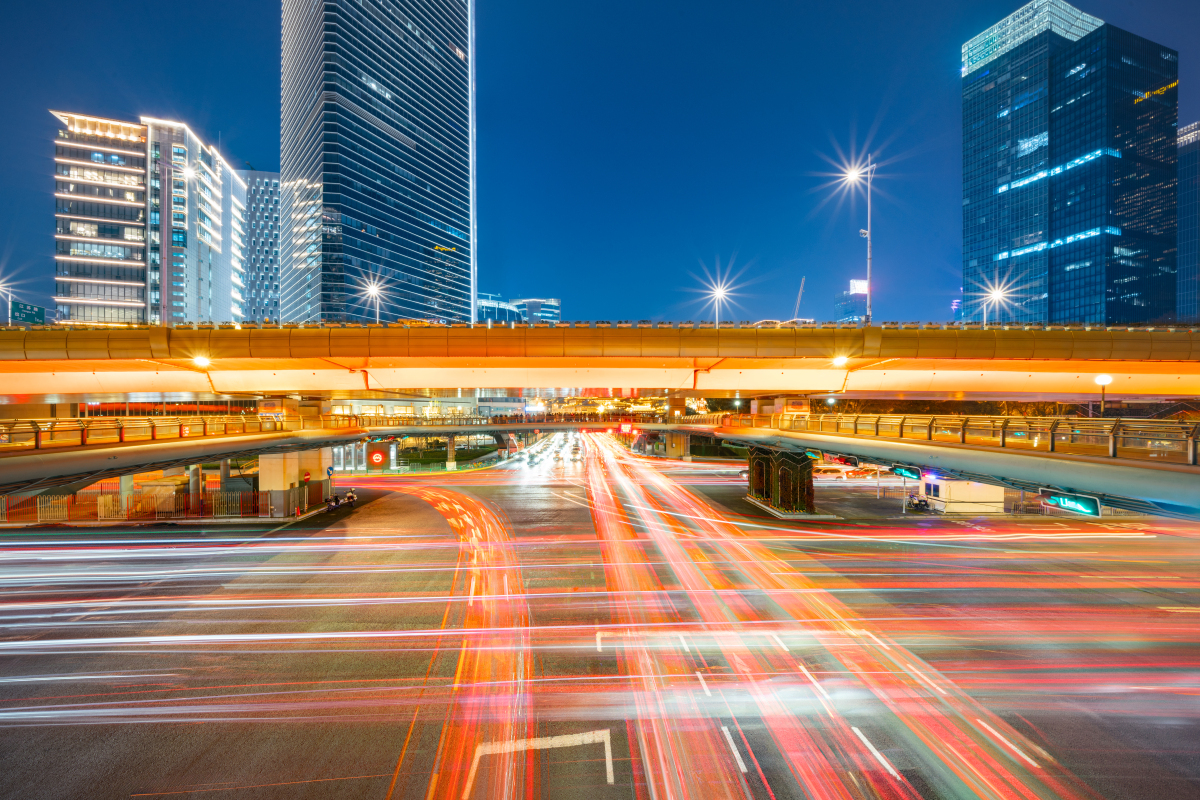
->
[962,0,1178,324]
[236,170,281,322]
[52,112,245,324]
[1179,122,1200,322]
[280,0,475,324]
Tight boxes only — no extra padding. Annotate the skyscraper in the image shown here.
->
[52,111,246,325]
[1179,122,1200,322]
[510,298,561,323]
[280,0,475,324]
[961,0,1178,325]
[834,280,868,323]
[236,169,281,322]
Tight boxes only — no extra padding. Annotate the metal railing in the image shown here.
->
[0,483,329,523]
[679,413,1200,466]
[0,414,360,452]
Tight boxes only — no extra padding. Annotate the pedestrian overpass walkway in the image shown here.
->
[674,413,1200,518]
[0,411,1197,517]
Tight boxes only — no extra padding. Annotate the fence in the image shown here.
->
[0,481,329,524]
[680,413,1200,466]
[0,415,359,452]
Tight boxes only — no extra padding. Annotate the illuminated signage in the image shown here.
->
[619,423,632,434]
[434,245,457,251]
[803,449,822,460]
[1039,490,1101,517]
[892,465,922,481]
[366,443,390,469]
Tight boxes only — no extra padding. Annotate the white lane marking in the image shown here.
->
[721,725,748,773]
[463,729,614,798]
[796,662,832,701]
[678,633,690,653]
[852,727,900,779]
[468,576,476,606]
[904,663,948,695]
[976,718,1040,768]
[771,634,789,652]
[695,671,712,697]
[596,631,604,652]
[859,629,891,649]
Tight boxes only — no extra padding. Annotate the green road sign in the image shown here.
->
[11,301,45,325]
[1039,490,1102,517]
[892,465,922,481]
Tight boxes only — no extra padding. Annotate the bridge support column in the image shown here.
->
[298,448,333,502]
[189,465,202,496]
[259,453,300,517]
[747,446,815,515]
[666,432,691,461]
[446,435,457,471]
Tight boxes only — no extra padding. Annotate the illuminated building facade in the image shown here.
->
[52,111,246,324]
[511,298,561,323]
[1179,122,1200,322]
[962,0,1178,324]
[834,280,868,323]
[476,293,522,323]
[280,0,475,324]
[236,170,281,322]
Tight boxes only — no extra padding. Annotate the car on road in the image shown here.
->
[812,465,853,479]
[738,469,749,480]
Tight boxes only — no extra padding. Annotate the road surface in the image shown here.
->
[0,432,1196,798]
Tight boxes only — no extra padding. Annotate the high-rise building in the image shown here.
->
[280,0,475,324]
[52,111,246,325]
[477,293,522,323]
[237,170,281,322]
[834,280,868,323]
[961,0,1178,324]
[1179,122,1200,322]
[511,298,561,323]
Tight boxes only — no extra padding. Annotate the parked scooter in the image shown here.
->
[906,494,930,511]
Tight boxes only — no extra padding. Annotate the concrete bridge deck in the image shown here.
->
[4,323,1200,399]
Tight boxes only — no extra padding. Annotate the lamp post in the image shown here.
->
[982,288,1007,328]
[365,282,381,324]
[845,155,877,325]
[711,285,727,328]
[1095,374,1113,416]
[0,284,11,325]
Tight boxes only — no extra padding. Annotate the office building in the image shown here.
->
[280,0,475,324]
[834,280,868,323]
[1179,122,1200,322]
[237,170,281,322]
[477,293,522,323]
[962,0,1178,324]
[511,297,561,323]
[53,111,246,324]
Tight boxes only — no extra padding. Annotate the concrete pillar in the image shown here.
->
[667,396,688,420]
[189,465,202,495]
[219,459,231,491]
[446,434,457,471]
[298,448,333,497]
[666,432,691,461]
[258,453,300,517]
[119,474,134,513]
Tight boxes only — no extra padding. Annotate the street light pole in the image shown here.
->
[865,153,873,326]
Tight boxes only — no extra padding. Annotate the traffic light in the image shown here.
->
[892,465,922,481]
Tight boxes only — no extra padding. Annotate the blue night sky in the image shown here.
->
[2,0,1197,323]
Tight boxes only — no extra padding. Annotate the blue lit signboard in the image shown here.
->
[1039,490,1101,517]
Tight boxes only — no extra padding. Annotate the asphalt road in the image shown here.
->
[0,432,1196,799]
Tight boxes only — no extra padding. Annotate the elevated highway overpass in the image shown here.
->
[4,322,1200,400]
